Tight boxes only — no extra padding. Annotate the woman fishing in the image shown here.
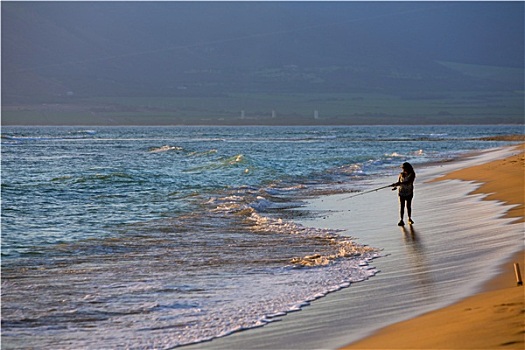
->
[392,162,416,226]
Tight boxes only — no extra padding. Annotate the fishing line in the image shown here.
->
[339,184,395,200]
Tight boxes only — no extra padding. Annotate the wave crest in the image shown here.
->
[148,145,184,153]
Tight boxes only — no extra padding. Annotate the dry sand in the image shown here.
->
[343,144,524,350]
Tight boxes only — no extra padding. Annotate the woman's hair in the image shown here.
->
[402,162,415,176]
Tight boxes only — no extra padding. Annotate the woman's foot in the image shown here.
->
[408,218,414,225]
[398,220,405,226]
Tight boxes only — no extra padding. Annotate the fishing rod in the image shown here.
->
[339,184,395,200]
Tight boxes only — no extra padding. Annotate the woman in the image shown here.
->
[392,162,416,226]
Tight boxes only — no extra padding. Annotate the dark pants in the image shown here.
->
[399,194,413,220]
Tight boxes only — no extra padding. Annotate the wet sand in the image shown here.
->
[344,143,524,349]
[182,144,524,350]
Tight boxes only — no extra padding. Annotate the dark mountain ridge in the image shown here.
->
[2,2,523,125]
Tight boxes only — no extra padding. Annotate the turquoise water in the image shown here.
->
[1,125,522,348]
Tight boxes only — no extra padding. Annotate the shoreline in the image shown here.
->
[182,143,524,350]
[343,143,524,349]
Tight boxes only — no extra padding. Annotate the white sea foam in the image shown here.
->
[148,145,184,153]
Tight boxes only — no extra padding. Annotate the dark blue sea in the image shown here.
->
[1,125,522,349]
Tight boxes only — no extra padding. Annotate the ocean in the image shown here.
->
[1,125,522,349]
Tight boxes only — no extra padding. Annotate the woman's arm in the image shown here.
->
[398,172,414,185]
[392,174,403,187]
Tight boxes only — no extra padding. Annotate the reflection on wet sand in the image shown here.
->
[400,225,434,299]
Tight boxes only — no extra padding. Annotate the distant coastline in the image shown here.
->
[476,134,525,141]
[2,105,525,127]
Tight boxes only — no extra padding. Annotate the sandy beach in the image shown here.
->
[343,143,524,350]
[181,143,524,350]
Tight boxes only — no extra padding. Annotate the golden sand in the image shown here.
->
[343,144,524,350]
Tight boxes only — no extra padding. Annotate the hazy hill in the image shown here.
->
[2,2,524,125]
